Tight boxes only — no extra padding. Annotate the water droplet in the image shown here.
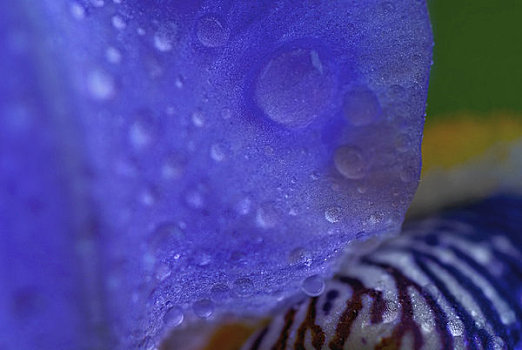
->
[163,306,183,327]
[254,48,334,128]
[256,204,279,229]
[129,116,155,150]
[342,88,381,126]
[87,70,115,100]
[382,300,399,323]
[233,277,254,297]
[70,2,86,20]
[395,133,410,152]
[193,299,214,318]
[154,23,177,52]
[301,275,325,296]
[175,75,184,89]
[155,263,171,281]
[288,247,312,267]
[380,1,395,14]
[196,15,229,48]
[194,252,212,267]
[399,167,416,183]
[161,156,184,180]
[191,111,205,127]
[210,283,231,303]
[90,0,105,7]
[388,84,407,100]
[235,197,251,215]
[148,222,185,254]
[334,146,367,179]
[325,206,342,223]
[111,15,126,30]
[185,189,204,209]
[140,186,157,207]
[210,143,226,162]
[106,46,122,64]
[221,108,232,120]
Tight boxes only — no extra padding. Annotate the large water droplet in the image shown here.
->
[196,15,229,48]
[334,145,367,179]
[193,299,214,318]
[163,306,184,327]
[301,275,325,296]
[254,48,334,128]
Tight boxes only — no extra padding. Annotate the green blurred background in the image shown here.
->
[427,0,522,117]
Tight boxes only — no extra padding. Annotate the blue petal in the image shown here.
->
[0,1,432,348]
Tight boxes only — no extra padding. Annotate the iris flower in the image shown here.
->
[0,1,520,349]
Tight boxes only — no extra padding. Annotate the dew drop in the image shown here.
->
[111,15,126,30]
[399,163,417,183]
[194,252,212,267]
[395,133,410,152]
[185,189,204,209]
[325,206,342,223]
[105,46,122,64]
[140,186,157,207]
[382,300,399,323]
[196,15,229,48]
[254,48,333,128]
[154,24,177,52]
[191,111,205,127]
[163,306,183,327]
[70,2,86,20]
[235,197,251,215]
[221,108,232,120]
[148,222,185,254]
[342,88,381,126]
[334,146,367,179]
[155,263,171,281]
[193,299,214,319]
[210,283,232,303]
[87,70,115,100]
[288,247,312,267]
[90,0,105,7]
[301,275,325,297]
[233,277,254,297]
[256,204,279,229]
[129,116,155,150]
[210,143,226,162]
[175,75,184,89]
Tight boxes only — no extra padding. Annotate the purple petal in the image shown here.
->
[0,0,432,348]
